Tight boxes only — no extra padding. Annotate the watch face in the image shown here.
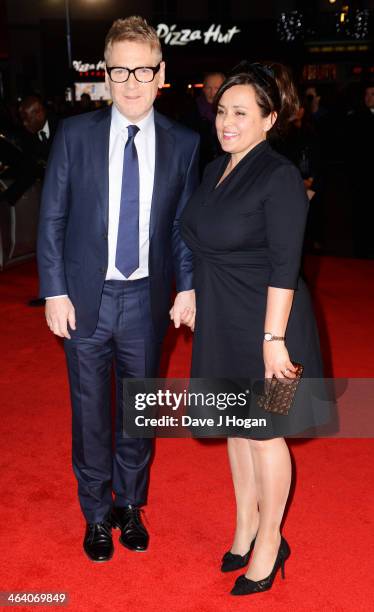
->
[264,333,272,341]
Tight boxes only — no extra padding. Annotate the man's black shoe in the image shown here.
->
[83,519,114,562]
[111,505,149,552]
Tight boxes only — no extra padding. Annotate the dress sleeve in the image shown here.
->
[263,163,309,289]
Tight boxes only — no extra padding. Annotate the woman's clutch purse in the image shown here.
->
[257,362,304,416]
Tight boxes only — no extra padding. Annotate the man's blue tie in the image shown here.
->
[115,124,140,278]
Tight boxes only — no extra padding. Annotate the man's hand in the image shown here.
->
[45,296,76,339]
[169,289,196,331]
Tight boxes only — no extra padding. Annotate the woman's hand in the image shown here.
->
[169,290,196,331]
[263,341,297,380]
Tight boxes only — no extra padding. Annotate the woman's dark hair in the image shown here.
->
[214,61,299,133]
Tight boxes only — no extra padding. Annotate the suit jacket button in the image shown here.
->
[103,233,108,239]
[99,267,106,273]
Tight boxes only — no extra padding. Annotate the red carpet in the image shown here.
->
[0,258,373,611]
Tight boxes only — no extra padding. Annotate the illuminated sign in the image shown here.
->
[73,60,105,72]
[156,23,241,45]
[72,22,241,75]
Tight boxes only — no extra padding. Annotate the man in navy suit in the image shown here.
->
[37,16,199,562]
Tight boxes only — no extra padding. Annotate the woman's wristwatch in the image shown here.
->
[264,332,285,341]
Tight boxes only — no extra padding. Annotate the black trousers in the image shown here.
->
[64,278,161,523]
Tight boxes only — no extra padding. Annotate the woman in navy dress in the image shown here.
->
[179,63,329,596]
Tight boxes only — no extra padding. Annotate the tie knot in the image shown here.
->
[127,125,139,139]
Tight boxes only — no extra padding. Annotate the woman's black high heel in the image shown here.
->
[230,536,290,595]
[221,537,256,573]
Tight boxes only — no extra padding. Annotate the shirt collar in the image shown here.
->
[111,104,154,136]
[39,119,49,138]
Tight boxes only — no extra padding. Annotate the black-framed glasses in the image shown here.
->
[106,64,161,83]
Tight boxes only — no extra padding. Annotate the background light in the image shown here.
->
[277,11,304,42]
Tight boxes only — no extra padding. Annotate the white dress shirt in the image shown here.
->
[47,105,155,299]
[38,119,50,141]
[106,104,155,280]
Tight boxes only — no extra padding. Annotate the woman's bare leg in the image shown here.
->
[244,437,291,580]
[227,437,260,555]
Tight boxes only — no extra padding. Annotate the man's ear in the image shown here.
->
[158,61,166,89]
[104,66,112,98]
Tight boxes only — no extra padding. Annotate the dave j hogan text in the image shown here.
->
[134,415,267,430]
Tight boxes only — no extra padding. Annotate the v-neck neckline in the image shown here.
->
[213,140,269,191]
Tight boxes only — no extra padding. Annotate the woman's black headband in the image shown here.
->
[231,61,275,83]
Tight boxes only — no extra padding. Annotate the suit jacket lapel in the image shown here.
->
[89,107,173,235]
[150,111,174,239]
[90,107,111,230]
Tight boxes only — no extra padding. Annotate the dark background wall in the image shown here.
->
[1,0,373,101]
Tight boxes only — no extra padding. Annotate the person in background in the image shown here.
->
[304,85,328,125]
[19,96,59,306]
[182,71,225,173]
[78,93,95,114]
[198,72,226,123]
[0,103,38,208]
[346,82,374,258]
[0,133,37,209]
[19,96,59,169]
[270,102,323,253]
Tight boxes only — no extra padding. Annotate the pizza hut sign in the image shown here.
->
[73,60,106,72]
[156,23,241,46]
